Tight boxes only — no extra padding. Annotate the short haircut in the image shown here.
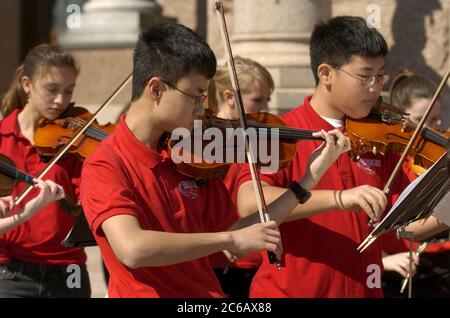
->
[309,16,388,85]
[132,23,217,101]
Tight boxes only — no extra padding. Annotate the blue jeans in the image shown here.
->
[0,259,91,298]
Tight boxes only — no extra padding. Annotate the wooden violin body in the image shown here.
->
[165,110,323,179]
[34,106,115,158]
[346,102,449,173]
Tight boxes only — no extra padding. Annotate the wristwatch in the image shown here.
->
[289,182,311,204]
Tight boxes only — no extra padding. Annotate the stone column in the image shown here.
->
[56,0,174,124]
[231,0,331,114]
[58,0,163,48]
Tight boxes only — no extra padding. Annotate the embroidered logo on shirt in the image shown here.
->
[178,180,199,199]
[356,158,381,175]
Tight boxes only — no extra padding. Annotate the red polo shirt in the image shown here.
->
[80,115,238,298]
[236,96,409,298]
[209,164,263,270]
[0,109,86,265]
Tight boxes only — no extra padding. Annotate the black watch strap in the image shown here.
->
[289,182,311,204]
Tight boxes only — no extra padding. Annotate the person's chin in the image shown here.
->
[347,109,371,120]
[45,110,61,120]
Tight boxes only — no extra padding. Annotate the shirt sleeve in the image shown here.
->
[80,153,141,236]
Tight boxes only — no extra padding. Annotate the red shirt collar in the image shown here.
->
[115,115,163,169]
[302,96,337,131]
[0,109,21,136]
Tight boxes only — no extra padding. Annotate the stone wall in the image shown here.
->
[1,1,448,126]
[203,0,450,126]
[0,1,21,113]
[332,0,450,127]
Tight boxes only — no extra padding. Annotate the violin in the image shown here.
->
[345,101,449,175]
[165,110,333,179]
[33,104,116,158]
[14,74,130,208]
[0,154,35,197]
[0,153,80,215]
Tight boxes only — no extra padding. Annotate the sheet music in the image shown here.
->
[375,154,447,230]
[358,153,449,252]
[432,191,450,226]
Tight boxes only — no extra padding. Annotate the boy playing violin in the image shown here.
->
[236,16,411,297]
[80,23,350,298]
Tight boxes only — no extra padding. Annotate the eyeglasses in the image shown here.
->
[160,79,207,107]
[335,67,389,89]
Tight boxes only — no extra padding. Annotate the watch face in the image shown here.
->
[301,191,312,204]
[290,182,311,204]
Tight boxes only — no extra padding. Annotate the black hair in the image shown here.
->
[131,23,217,101]
[309,16,388,85]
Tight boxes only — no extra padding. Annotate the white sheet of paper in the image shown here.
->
[432,191,450,226]
[376,154,445,230]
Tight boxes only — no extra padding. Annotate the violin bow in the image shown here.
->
[214,1,281,270]
[14,73,133,205]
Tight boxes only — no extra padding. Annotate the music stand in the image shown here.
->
[358,152,449,253]
[357,152,448,298]
[432,189,450,226]
[61,212,97,248]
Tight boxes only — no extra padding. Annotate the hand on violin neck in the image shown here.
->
[338,185,387,221]
[303,129,351,189]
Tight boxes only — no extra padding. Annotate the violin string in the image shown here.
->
[245,121,320,140]
[70,118,110,141]
[403,118,448,147]
[202,118,321,141]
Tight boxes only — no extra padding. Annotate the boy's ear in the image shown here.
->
[146,78,164,100]
[317,63,334,85]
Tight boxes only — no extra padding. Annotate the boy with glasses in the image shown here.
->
[79,23,349,298]
[236,16,410,298]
